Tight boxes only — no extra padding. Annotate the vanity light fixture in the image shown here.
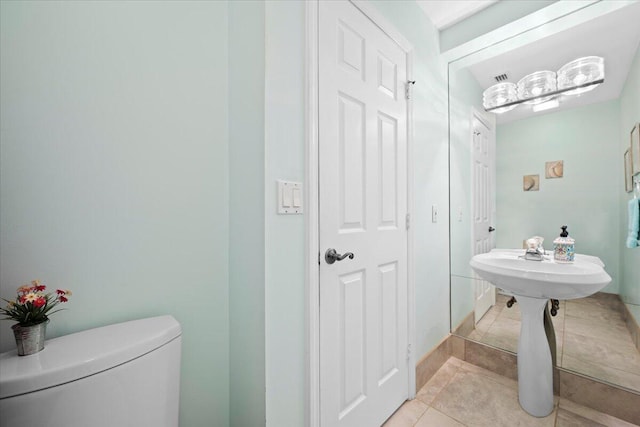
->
[517,70,556,104]
[483,56,605,113]
[482,82,518,113]
[557,56,604,95]
[532,99,560,113]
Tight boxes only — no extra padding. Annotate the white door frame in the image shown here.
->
[305,1,415,426]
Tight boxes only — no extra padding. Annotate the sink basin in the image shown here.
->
[469,248,612,417]
[470,249,611,300]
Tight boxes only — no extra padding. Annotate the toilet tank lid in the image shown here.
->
[0,315,181,399]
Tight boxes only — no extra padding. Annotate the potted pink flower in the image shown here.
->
[0,280,72,355]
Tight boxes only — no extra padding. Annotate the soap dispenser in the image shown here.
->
[553,225,575,263]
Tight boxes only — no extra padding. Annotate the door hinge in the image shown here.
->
[405,213,411,230]
[405,80,416,100]
[407,343,412,361]
[318,251,321,265]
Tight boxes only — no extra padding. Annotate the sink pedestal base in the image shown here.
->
[517,295,554,417]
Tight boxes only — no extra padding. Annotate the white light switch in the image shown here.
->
[292,188,302,207]
[282,188,292,207]
[278,180,303,214]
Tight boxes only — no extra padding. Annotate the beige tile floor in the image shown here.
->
[465,293,640,392]
[384,357,638,427]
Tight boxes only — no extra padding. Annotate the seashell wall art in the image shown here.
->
[545,160,564,178]
[523,174,540,191]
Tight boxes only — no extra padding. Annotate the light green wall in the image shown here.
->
[229,2,266,426]
[496,101,622,293]
[264,1,306,425]
[448,67,485,279]
[0,1,230,426]
[619,43,640,305]
[448,67,485,328]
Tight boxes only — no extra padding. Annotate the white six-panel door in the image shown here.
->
[472,114,496,323]
[318,2,409,426]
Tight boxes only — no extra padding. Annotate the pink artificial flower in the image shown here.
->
[33,297,47,308]
[59,295,68,303]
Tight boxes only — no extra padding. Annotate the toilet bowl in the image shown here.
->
[0,315,181,427]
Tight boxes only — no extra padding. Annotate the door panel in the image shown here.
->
[378,113,398,229]
[318,2,409,426]
[338,93,366,231]
[379,261,399,383]
[339,270,366,417]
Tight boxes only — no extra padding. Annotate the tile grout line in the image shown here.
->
[412,359,463,427]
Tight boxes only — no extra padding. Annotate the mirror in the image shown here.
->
[449,1,640,393]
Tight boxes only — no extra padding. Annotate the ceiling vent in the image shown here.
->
[494,73,509,82]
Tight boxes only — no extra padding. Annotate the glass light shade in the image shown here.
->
[557,56,604,95]
[517,70,557,104]
[483,82,517,114]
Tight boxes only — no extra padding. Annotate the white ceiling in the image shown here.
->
[419,0,640,124]
[416,0,496,29]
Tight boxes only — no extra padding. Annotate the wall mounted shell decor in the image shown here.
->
[545,160,563,178]
[523,174,539,191]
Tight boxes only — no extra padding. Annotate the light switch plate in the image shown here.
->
[278,180,303,214]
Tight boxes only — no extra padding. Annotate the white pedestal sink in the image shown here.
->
[470,249,612,417]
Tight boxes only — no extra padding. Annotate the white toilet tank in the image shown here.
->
[0,315,181,427]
